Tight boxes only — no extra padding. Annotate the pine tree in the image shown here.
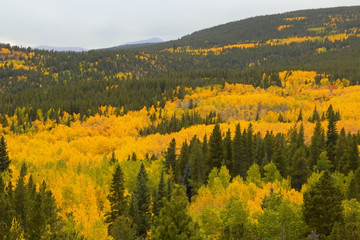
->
[347,134,359,173]
[0,176,14,240]
[309,121,325,169]
[303,171,343,238]
[153,169,166,217]
[232,123,244,177]
[223,128,232,170]
[14,162,29,233]
[151,186,201,240]
[347,168,360,201]
[105,164,128,235]
[309,105,320,123]
[175,140,189,184]
[165,138,176,173]
[132,163,151,238]
[271,134,287,177]
[39,181,62,236]
[27,193,46,240]
[326,105,338,165]
[0,136,11,173]
[189,139,206,191]
[207,124,223,174]
[290,147,310,191]
[335,128,347,171]
[297,109,303,122]
[110,215,137,240]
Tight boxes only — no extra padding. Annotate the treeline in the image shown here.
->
[162,105,359,195]
[139,110,222,136]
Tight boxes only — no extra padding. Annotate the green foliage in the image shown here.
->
[165,138,176,174]
[152,186,201,240]
[263,161,282,182]
[105,164,128,235]
[110,216,137,240]
[220,197,253,240]
[303,171,344,238]
[0,136,11,173]
[132,163,151,238]
[246,163,262,187]
[207,124,223,174]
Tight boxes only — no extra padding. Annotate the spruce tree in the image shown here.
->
[207,124,223,174]
[105,164,128,235]
[110,215,137,240]
[335,128,347,171]
[39,181,62,236]
[232,123,244,177]
[223,128,232,170]
[0,136,11,173]
[290,147,310,191]
[151,186,201,240]
[175,140,189,184]
[303,171,343,238]
[348,168,360,201]
[189,139,206,191]
[153,169,166,217]
[271,133,287,177]
[165,138,176,173]
[309,121,325,169]
[297,109,303,122]
[14,162,29,233]
[133,163,151,238]
[326,105,338,165]
[27,193,46,240]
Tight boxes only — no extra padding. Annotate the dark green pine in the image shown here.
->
[133,163,151,238]
[105,164,128,235]
[165,138,176,173]
[207,123,223,174]
[0,136,11,173]
[303,171,343,238]
[151,186,201,240]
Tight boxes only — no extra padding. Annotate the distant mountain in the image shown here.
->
[35,45,87,52]
[102,38,164,50]
[126,37,164,45]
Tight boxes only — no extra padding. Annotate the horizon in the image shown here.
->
[1,1,359,49]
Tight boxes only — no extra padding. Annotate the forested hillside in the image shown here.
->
[1,6,360,240]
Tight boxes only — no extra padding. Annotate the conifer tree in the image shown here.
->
[14,162,29,233]
[232,123,244,177]
[165,138,176,173]
[335,128,347,171]
[110,215,137,240]
[189,139,206,191]
[223,128,232,170]
[207,124,223,174]
[175,140,189,184]
[297,109,303,122]
[153,169,166,217]
[303,171,343,238]
[0,136,11,173]
[326,105,338,165]
[27,193,46,240]
[290,147,310,191]
[151,186,201,240]
[347,168,360,201]
[105,164,128,235]
[309,121,325,168]
[39,181,61,236]
[132,163,151,238]
[309,105,320,123]
[271,134,287,177]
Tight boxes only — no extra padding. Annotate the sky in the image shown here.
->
[1,0,359,49]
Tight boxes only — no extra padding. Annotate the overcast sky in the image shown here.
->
[1,0,359,49]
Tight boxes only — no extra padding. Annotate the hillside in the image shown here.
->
[1,6,360,240]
